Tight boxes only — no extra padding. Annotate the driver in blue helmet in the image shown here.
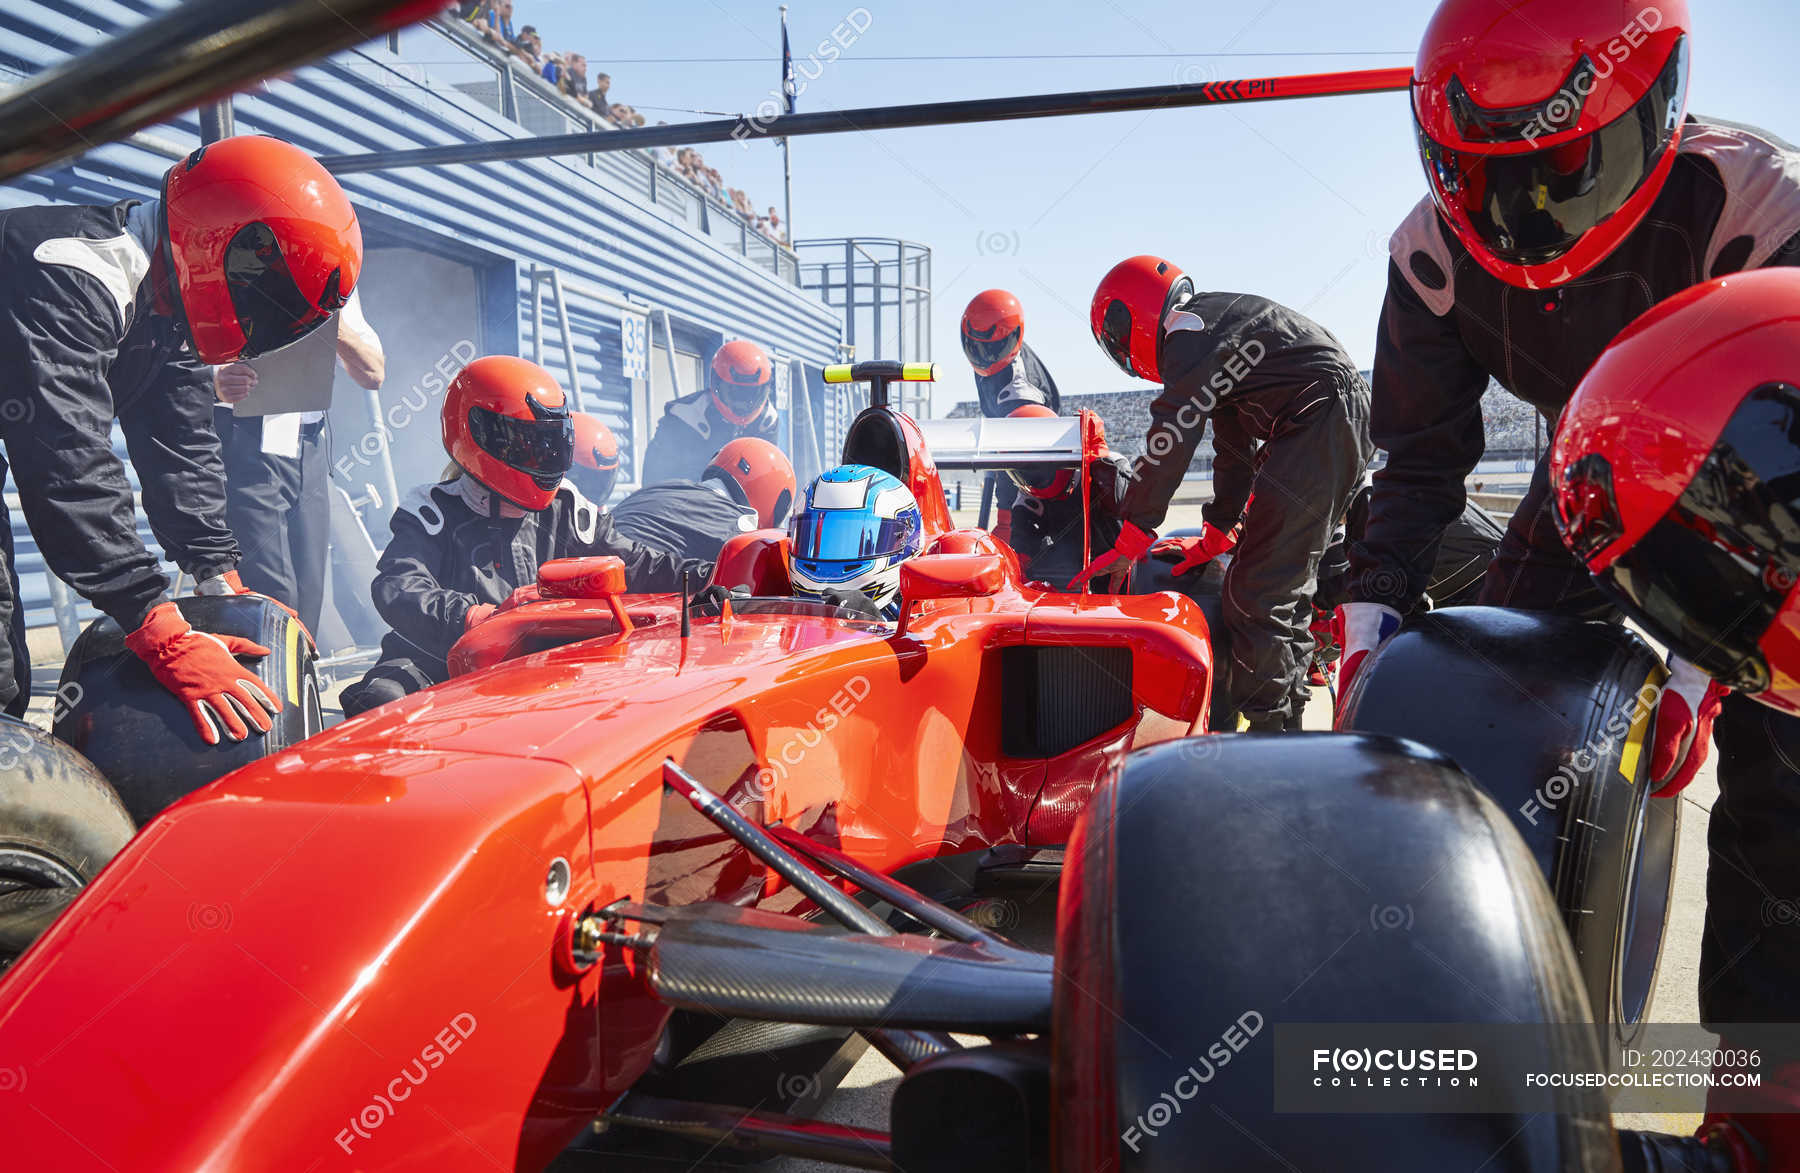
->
[788,465,924,620]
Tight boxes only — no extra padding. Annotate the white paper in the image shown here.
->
[259,412,302,461]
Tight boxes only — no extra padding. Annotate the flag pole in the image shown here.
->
[779,4,795,246]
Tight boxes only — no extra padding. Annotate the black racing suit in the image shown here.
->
[1317,487,1503,614]
[1120,291,1372,724]
[975,343,1061,538]
[640,388,779,487]
[1009,454,1130,590]
[1348,117,1800,1042]
[340,477,706,715]
[0,200,239,714]
[610,479,757,563]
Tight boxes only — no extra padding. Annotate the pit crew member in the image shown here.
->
[0,134,361,743]
[960,289,1061,544]
[1338,2,1800,1162]
[1072,255,1372,731]
[565,410,622,505]
[788,464,924,621]
[1550,267,1800,1168]
[612,437,796,563]
[1003,404,1131,590]
[640,339,781,485]
[340,356,704,716]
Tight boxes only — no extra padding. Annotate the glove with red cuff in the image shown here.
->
[1068,521,1157,591]
[1649,658,1728,798]
[1151,521,1239,577]
[125,602,281,745]
[1330,602,1402,726]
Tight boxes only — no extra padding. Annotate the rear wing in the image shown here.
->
[916,415,1088,472]
[920,410,1112,590]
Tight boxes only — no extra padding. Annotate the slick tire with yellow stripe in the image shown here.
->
[1337,605,1676,1049]
[53,595,322,826]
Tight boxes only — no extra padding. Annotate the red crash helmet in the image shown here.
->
[444,356,573,512]
[1413,0,1691,290]
[570,411,621,503]
[961,289,1025,376]
[708,340,774,426]
[704,437,797,528]
[161,135,363,363]
[1005,403,1075,500]
[1090,256,1195,383]
[1551,267,1800,713]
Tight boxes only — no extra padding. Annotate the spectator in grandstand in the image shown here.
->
[539,51,565,88]
[655,128,678,170]
[511,25,541,69]
[609,102,633,127]
[703,167,725,202]
[562,53,590,106]
[589,72,611,112]
[613,438,795,563]
[471,0,513,45]
[340,357,703,717]
[451,1,483,20]
[213,290,384,640]
[642,340,782,486]
[766,207,785,244]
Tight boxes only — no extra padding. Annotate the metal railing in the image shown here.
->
[405,18,800,284]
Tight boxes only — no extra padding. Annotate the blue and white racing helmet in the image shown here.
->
[789,464,924,619]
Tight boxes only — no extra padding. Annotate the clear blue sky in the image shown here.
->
[524,0,1800,412]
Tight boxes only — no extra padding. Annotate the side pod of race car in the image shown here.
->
[0,363,1689,1171]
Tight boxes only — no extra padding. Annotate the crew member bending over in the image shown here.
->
[1072,256,1371,730]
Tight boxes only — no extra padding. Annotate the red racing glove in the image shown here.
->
[1151,521,1239,577]
[125,602,280,745]
[464,603,498,631]
[1330,602,1402,726]
[1068,521,1157,591]
[1649,658,1728,798]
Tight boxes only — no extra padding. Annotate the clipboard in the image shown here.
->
[232,315,341,417]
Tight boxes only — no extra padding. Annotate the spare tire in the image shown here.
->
[1054,733,1615,1172]
[53,595,321,825]
[0,716,133,968]
[1338,606,1676,1048]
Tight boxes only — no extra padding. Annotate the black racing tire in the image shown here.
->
[1338,606,1677,1049]
[1054,733,1616,1172]
[52,595,322,825]
[0,715,134,968]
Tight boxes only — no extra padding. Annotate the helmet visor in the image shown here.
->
[1096,299,1136,376]
[962,324,1021,373]
[467,403,574,490]
[1006,466,1075,499]
[1417,39,1687,268]
[224,221,343,359]
[1593,381,1800,694]
[790,507,918,565]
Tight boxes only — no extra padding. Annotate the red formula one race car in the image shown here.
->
[0,364,1697,1172]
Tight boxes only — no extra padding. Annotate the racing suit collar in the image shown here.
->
[450,474,529,520]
